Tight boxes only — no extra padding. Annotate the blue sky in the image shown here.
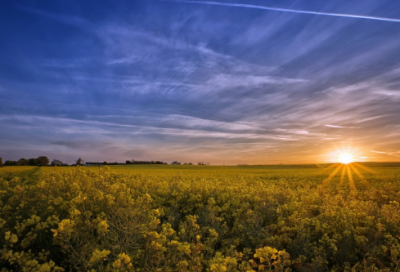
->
[1,0,400,164]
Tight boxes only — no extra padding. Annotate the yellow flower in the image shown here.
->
[5,231,18,243]
[97,220,109,235]
[89,249,110,264]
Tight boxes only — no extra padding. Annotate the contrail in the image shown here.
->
[161,0,400,23]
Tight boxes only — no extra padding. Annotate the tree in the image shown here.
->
[28,158,39,166]
[76,158,84,166]
[0,157,3,167]
[17,158,28,166]
[38,156,50,166]
[4,160,16,166]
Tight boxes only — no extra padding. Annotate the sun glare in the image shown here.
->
[338,153,354,164]
[321,148,373,195]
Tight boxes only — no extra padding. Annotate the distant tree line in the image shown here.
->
[3,156,50,166]
[0,156,200,167]
[126,160,167,165]
[85,162,123,166]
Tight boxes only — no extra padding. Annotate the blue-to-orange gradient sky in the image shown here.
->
[1,0,400,164]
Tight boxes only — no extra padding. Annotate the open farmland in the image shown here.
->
[1,164,400,271]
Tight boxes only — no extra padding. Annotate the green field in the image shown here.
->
[1,163,400,271]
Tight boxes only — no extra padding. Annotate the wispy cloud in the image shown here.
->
[325,125,345,128]
[355,115,388,124]
[17,6,90,28]
[162,0,400,23]
[1,1,400,163]
[371,150,400,157]
[373,90,400,100]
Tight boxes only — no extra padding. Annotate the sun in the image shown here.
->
[338,153,354,164]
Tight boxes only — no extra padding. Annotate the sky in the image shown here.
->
[0,0,400,165]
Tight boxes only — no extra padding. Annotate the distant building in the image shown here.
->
[85,162,103,166]
[171,161,181,165]
[127,160,167,165]
[52,159,63,166]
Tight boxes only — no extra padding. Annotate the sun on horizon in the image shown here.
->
[338,152,354,164]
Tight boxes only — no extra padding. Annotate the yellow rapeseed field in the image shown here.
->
[1,164,400,271]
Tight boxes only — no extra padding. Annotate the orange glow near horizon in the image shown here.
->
[326,146,366,164]
[338,152,354,164]
[320,154,375,195]
[318,146,375,194]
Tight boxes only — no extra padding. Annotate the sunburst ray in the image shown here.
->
[353,162,376,174]
[321,164,343,188]
[340,164,347,186]
[346,165,358,195]
[349,164,371,189]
